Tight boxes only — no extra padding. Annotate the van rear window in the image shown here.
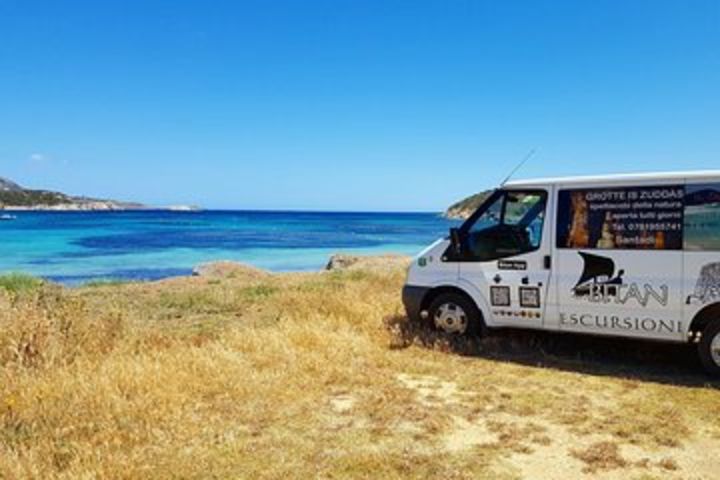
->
[685,183,720,251]
[556,185,684,250]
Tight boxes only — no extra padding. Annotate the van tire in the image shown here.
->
[427,292,484,337]
[698,321,720,377]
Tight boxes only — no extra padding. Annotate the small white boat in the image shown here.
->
[0,213,17,221]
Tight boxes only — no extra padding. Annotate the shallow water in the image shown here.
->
[0,210,458,284]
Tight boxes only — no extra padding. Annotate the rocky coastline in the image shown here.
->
[4,200,147,211]
[0,176,199,211]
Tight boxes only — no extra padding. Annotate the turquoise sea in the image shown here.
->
[0,211,458,284]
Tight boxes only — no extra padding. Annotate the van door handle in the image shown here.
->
[543,255,552,270]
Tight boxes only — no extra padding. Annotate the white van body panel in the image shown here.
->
[454,277,493,324]
[406,239,458,287]
[404,170,720,345]
[555,249,686,341]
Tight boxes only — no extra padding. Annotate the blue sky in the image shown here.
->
[0,1,718,211]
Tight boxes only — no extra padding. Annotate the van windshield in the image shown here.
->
[461,190,547,261]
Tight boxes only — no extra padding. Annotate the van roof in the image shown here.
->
[505,170,720,188]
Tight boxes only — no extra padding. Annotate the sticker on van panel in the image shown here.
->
[572,252,625,298]
[559,313,682,335]
[498,260,527,270]
[519,287,541,308]
[557,185,684,250]
[572,252,668,307]
[490,286,511,307]
[686,262,720,305]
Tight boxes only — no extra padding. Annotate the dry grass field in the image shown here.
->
[1,258,719,479]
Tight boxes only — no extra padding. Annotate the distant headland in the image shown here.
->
[0,176,200,211]
[444,189,493,219]
[2,173,483,216]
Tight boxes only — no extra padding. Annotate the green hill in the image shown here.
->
[0,176,143,210]
[0,184,72,207]
[445,190,493,219]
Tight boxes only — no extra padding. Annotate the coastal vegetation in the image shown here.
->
[0,273,44,295]
[0,189,70,208]
[1,259,718,479]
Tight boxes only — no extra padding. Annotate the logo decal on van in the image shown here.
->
[573,252,625,298]
[572,252,668,307]
[686,262,720,305]
[498,260,527,271]
[559,313,681,335]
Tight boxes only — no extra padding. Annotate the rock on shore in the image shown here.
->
[191,261,271,280]
[325,254,411,272]
[190,254,412,280]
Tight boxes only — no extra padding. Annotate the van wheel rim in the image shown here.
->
[434,303,468,334]
[711,333,720,367]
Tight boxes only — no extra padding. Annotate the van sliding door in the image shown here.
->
[553,183,685,341]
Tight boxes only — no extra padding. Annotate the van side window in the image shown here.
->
[468,195,503,236]
[462,190,547,261]
[685,183,720,251]
[504,192,546,249]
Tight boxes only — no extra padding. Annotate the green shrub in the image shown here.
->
[0,272,44,294]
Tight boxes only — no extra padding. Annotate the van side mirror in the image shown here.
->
[449,227,463,254]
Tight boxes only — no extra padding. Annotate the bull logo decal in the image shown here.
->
[686,263,720,305]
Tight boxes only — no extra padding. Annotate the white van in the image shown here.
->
[403,171,720,376]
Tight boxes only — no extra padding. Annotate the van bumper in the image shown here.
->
[402,285,430,321]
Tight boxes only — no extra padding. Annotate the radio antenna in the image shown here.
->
[500,148,537,187]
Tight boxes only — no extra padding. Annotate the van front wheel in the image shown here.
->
[427,293,484,337]
[698,321,720,377]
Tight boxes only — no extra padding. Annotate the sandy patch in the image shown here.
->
[396,372,719,479]
[329,393,356,414]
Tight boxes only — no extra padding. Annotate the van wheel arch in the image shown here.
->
[421,286,486,323]
[689,302,720,340]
